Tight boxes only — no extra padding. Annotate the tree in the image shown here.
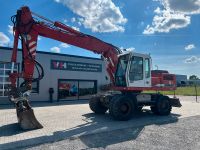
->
[189,75,199,80]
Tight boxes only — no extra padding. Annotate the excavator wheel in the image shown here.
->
[89,96,108,114]
[150,96,172,116]
[109,95,135,121]
[16,99,43,130]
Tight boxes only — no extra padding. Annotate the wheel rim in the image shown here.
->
[159,100,169,111]
[120,102,131,114]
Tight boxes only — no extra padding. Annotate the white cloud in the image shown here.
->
[154,7,162,14]
[143,8,190,34]
[126,47,135,51]
[54,0,127,32]
[59,43,70,48]
[63,19,68,23]
[8,25,13,34]
[185,56,199,63]
[144,0,200,34]
[0,32,10,46]
[72,26,80,31]
[165,0,200,15]
[77,18,84,26]
[71,17,76,22]
[120,47,135,51]
[50,46,60,53]
[185,44,195,51]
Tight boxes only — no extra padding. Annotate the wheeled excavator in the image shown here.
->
[7,6,181,130]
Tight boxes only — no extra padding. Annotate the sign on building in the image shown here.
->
[51,60,102,72]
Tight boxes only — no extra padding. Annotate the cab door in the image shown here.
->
[128,56,145,87]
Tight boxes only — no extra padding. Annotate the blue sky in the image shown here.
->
[0,0,200,77]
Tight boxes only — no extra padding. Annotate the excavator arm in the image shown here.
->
[8,6,121,130]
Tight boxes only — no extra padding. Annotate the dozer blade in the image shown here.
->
[17,108,43,130]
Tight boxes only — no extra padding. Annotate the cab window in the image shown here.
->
[145,58,150,78]
[129,56,143,81]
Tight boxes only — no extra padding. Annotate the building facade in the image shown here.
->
[0,47,109,104]
[175,74,187,86]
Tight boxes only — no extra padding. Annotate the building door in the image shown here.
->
[58,80,78,100]
[58,79,97,100]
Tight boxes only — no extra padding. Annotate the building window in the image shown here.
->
[58,80,78,100]
[79,81,97,99]
[31,81,39,93]
[58,79,97,100]
[0,62,18,97]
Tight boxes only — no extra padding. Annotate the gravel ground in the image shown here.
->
[26,115,200,150]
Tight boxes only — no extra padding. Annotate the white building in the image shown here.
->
[0,47,109,104]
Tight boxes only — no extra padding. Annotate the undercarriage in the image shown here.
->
[89,91,182,121]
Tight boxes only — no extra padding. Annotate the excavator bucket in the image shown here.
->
[17,109,43,130]
[16,100,43,130]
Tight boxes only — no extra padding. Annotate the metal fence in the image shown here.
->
[193,84,199,103]
[175,84,200,103]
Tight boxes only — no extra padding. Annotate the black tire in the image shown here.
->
[150,106,158,114]
[151,96,172,116]
[109,95,134,121]
[89,96,108,114]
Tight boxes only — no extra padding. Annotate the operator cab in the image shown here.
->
[115,51,151,88]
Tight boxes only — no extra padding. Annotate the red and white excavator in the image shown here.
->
[7,6,181,130]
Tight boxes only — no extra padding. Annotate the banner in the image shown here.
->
[51,60,102,72]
